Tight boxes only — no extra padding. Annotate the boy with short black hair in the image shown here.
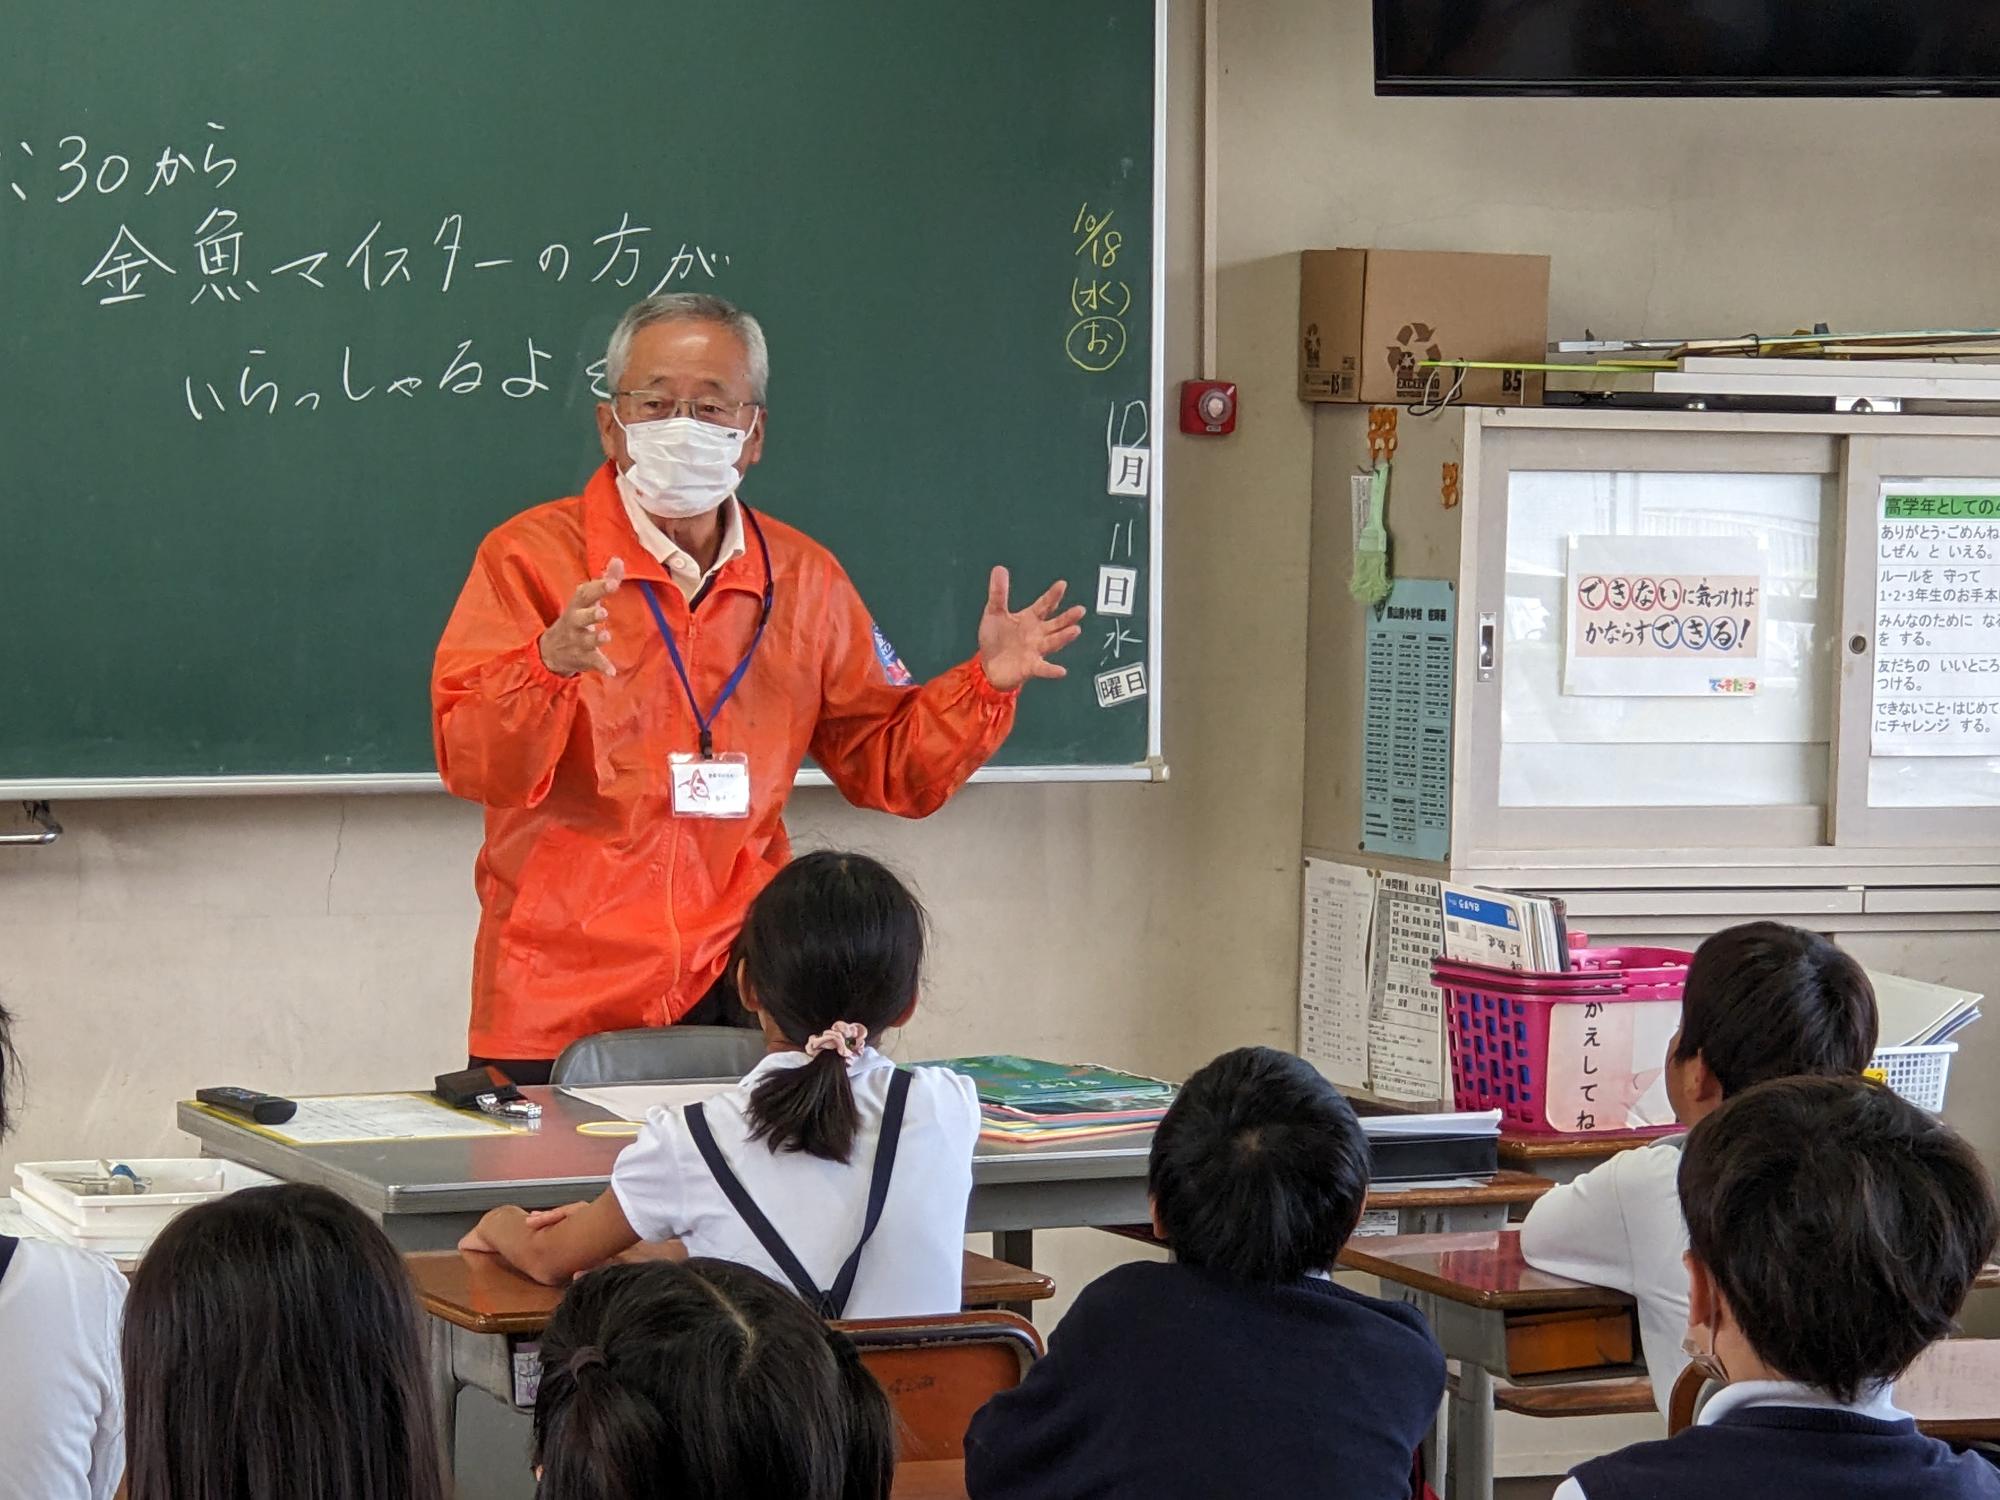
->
[964,1046,1444,1500]
[1556,1075,2000,1500]
[1520,920,1879,1410]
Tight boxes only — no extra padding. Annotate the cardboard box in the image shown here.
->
[1299,249,1550,406]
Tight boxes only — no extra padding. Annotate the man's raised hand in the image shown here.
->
[977,566,1087,690]
[539,557,627,677]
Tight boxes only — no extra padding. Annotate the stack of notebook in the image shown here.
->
[1438,882,1571,972]
[936,1056,1176,1145]
[1870,970,1984,1048]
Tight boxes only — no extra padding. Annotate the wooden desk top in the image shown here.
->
[1339,1231,1629,1313]
[893,1460,966,1499]
[1370,1169,1553,1210]
[1498,1128,1675,1165]
[1343,1228,2000,1316]
[410,1248,1053,1335]
[409,1249,561,1335]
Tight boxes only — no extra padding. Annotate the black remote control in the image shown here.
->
[196,1086,298,1126]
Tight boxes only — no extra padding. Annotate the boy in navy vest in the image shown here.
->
[1558,1075,2000,1500]
[964,1046,1444,1500]
[1521,922,1880,1412]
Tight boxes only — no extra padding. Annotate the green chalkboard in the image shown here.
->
[0,2,1158,787]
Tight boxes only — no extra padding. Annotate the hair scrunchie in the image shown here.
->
[803,1022,868,1061]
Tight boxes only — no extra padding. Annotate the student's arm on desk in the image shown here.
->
[460,1191,647,1286]
[1517,1152,1644,1294]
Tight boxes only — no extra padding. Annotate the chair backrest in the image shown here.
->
[836,1310,1044,1462]
[1667,1362,1709,1434]
[551,1025,768,1087]
[1669,1339,2000,1441]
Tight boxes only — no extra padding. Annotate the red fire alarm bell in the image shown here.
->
[1180,379,1237,435]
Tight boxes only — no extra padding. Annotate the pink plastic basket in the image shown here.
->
[1435,947,1693,1136]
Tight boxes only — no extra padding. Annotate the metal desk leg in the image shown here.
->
[1407,1204,1507,1234]
[1420,1389,1444,1496]
[427,1316,459,1490]
[425,1318,527,1494]
[993,1228,1034,1268]
[1446,1362,1496,1500]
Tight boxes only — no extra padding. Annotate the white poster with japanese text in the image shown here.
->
[1872,485,2000,757]
[1563,535,1766,697]
[1298,860,1374,1091]
[1365,873,1446,1102]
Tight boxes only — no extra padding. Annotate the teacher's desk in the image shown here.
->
[176,1084,1542,1269]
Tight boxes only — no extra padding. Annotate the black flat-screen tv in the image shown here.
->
[1376,1,2000,96]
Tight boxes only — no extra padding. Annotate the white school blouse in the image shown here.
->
[0,1238,127,1500]
[1518,1136,1691,1414]
[610,1047,981,1318]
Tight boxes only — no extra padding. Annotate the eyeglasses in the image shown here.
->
[613,392,761,428]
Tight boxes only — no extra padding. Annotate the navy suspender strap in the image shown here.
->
[823,1066,912,1317]
[683,1066,914,1319]
[0,1234,18,1286]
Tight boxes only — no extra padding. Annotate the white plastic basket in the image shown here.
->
[1870,1044,1957,1112]
[13,1159,278,1248]
[10,1190,156,1256]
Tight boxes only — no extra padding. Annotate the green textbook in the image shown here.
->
[933,1056,1176,1116]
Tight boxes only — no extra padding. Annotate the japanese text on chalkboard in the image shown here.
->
[1066,202,1128,373]
[7,119,735,420]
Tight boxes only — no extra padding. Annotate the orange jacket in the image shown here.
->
[433,464,1017,1059]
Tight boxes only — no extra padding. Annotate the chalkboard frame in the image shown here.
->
[5,2,1168,799]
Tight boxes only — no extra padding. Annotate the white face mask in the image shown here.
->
[615,414,750,519]
[1681,1325,1729,1386]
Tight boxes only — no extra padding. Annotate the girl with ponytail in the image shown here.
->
[463,852,981,1319]
[534,1258,893,1500]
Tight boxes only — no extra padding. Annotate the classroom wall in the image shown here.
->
[6,2,2000,1469]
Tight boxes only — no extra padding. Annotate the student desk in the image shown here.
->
[1360,1170,1551,1223]
[1340,1230,1640,1500]
[1100,1170,1551,1249]
[1346,1229,2000,1500]
[1498,1127,1665,1185]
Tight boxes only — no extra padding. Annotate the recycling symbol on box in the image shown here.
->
[1387,322,1442,393]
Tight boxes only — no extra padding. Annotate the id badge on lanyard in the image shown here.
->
[669,751,751,818]
[639,508,774,822]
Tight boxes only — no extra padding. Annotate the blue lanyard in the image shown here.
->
[638,506,774,759]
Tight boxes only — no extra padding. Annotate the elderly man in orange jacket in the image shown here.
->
[433,293,1084,1080]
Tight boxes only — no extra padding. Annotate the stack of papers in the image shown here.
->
[935,1056,1176,1145]
[560,1082,730,1122]
[1869,970,1983,1047]
[1356,1108,1502,1139]
[1439,884,1570,972]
